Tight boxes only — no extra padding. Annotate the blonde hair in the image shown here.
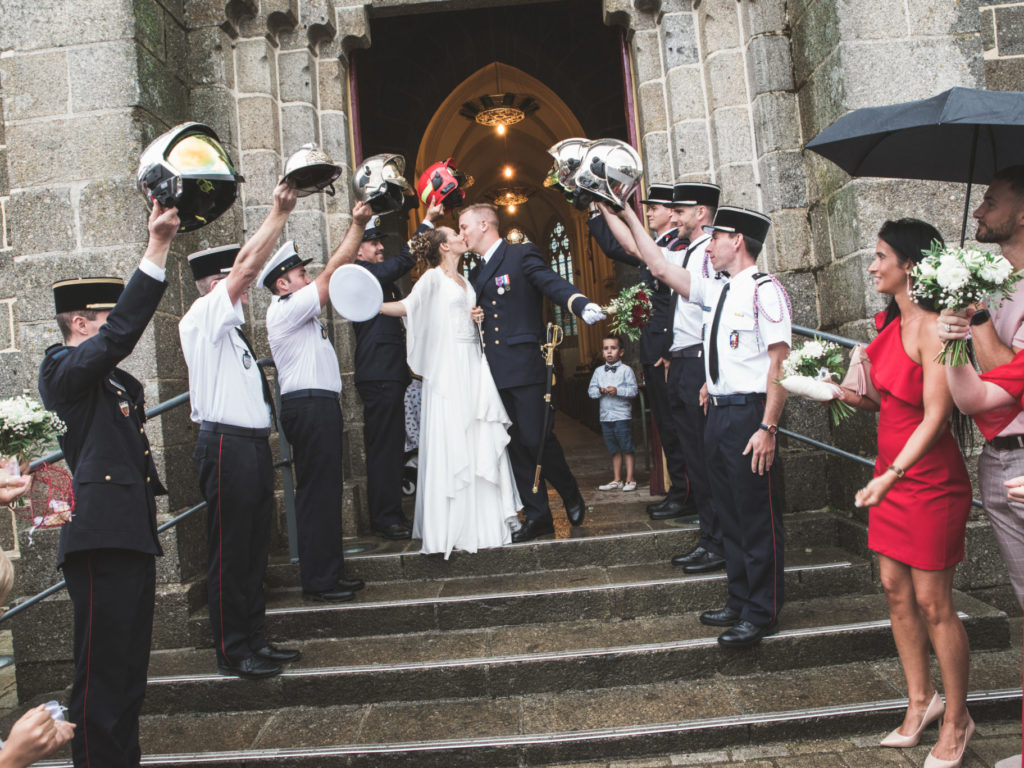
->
[459,202,499,228]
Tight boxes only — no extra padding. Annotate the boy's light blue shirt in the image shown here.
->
[588,362,638,422]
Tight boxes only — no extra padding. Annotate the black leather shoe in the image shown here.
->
[671,545,708,567]
[217,655,282,679]
[683,550,727,574]
[648,499,689,520]
[717,619,778,648]
[511,518,555,543]
[563,489,586,526]
[302,587,356,603]
[253,644,301,663]
[373,522,412,540]
[699,607,741,627]
[646,497,670,514]
[338,576,365,592]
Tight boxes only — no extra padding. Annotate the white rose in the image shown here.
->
[916,261,938,281]
[802,341,824,359]
[936,261,970,291]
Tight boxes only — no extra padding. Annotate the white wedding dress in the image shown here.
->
[402,267,522,558]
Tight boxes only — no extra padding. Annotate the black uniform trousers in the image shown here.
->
[62,549,155,768]
[643,360,690,503]
[356,380,407,529]
[500,382,578,523]
[194,427,273,665]
[704,399,785,626]
[280,392,344,592]
[667,351,722,555]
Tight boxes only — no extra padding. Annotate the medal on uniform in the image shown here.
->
[242,350,252,369]
[119,400,130,417]
[729,330,740,349]
[495,274,510,295]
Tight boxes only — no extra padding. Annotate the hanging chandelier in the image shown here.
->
[491,187,530,207]
[459,64,539,133]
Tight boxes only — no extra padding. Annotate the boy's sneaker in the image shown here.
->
[598,480,623,491]
[621,481,637,492]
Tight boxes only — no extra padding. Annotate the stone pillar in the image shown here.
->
[980,0,1024,90]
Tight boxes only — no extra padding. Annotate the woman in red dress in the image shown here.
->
[836,219,973,768]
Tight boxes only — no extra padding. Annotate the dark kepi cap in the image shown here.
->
[52,277,124,314]
[702,205,771,244]
[673,182,721,208]
[258,240,312,290]
[639,183,674,205]
[361,215,390,242]
[188,244,240,281]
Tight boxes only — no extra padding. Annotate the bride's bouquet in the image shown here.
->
[603,283,652,342]
[779,338,854,425]
[911,241,1021,365]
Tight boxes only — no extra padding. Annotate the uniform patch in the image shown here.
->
[729,330,740,349]
[242,350,252,369]
[119,400,130,417]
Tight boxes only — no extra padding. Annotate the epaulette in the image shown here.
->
[44,344,70,360]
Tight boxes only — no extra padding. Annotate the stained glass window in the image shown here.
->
[547,222,577,337]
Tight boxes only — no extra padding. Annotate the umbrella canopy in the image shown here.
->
[806,86,1024,244]
[807,87,1024,183]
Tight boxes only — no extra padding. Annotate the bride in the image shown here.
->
[379,226,521,557]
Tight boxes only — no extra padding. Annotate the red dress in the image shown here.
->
[866,314,971,570]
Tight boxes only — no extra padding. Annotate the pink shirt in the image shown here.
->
[992,277,1024,436]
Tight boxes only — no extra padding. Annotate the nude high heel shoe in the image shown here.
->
[923,717,975,768]
[879,692,944,748]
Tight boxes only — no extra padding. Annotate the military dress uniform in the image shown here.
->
[179,246,278,674]
[587,189,691,509]
[470,237,590,527]
[688,208,790,636]
[353,221,425,536]
[39,266,167,767]
[262,242,346,594]
[666,182,725,569]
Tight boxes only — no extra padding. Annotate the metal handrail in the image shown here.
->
[6,360,299,622]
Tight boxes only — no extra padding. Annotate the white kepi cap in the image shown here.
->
[329,263,383,322]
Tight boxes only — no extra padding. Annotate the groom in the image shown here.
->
[459,203,606,542]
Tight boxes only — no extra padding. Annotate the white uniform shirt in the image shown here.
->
[669,233,711,352]
[266,282,342,395]
[179,280,272,429]
[688,265,791,397]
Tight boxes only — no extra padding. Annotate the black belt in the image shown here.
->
[709,393,764,407]
[670,344,703,359]
[281,388,339,401]
[987,434,1024,451]
[200,421,271,439]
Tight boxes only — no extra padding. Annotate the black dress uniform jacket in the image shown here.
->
[587,216,676,365]
[39,269,167,567]
[470,240,589,388]
[352,225,425,385]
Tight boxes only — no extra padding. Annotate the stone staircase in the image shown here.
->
[19,415,1024,766]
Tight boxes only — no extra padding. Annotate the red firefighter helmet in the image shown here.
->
[416,158,473,210]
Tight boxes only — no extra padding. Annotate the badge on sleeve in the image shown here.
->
[119,401,130,417]
[729,330,740,349]
[242,350,252,369]
[495,274,510,295]
[320,321,328,340]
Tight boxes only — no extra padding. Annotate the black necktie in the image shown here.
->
[707,282,731,385]
[236,327,277,424]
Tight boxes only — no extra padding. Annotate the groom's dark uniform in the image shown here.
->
[470,238,589,525]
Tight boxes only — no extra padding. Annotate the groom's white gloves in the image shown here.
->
[581,303,606,325]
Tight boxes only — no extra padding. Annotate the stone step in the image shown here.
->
[145,590,1008,715]
[31,651,1023,767]
[190,545,873,646]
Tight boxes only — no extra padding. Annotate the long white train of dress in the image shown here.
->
[402,267,521,558]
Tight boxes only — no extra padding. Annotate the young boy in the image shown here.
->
[588,336,639,491]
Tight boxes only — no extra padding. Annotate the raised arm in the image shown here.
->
[587,207,641,268]
[223,179,298,304]
[608,203,693,299]
[314,201,373,306]
[938,306,1019,371]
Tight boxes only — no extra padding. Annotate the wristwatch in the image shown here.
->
[970,309,991,326]
[759,423,778,435]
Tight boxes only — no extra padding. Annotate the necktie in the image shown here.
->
[707,282,731,385]
[236,327,277,424]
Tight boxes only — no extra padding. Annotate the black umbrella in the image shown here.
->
[806,86,1024,245]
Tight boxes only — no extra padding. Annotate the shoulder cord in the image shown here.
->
[752,274,792,351]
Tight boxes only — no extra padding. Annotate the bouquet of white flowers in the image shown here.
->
[0,395,65,468]
[779,337,854,425]
[911,241,1022,365]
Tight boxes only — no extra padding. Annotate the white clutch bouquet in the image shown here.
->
[778,338,853,425]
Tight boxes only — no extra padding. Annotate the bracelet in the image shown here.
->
[887,464,905,479]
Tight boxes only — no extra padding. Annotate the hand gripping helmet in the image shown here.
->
[282,143,342,197]
[352,153,413,215]
[136,122,244,232]
[573,139,643,210]
[543,138,590,194]
[416,158,474,211]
